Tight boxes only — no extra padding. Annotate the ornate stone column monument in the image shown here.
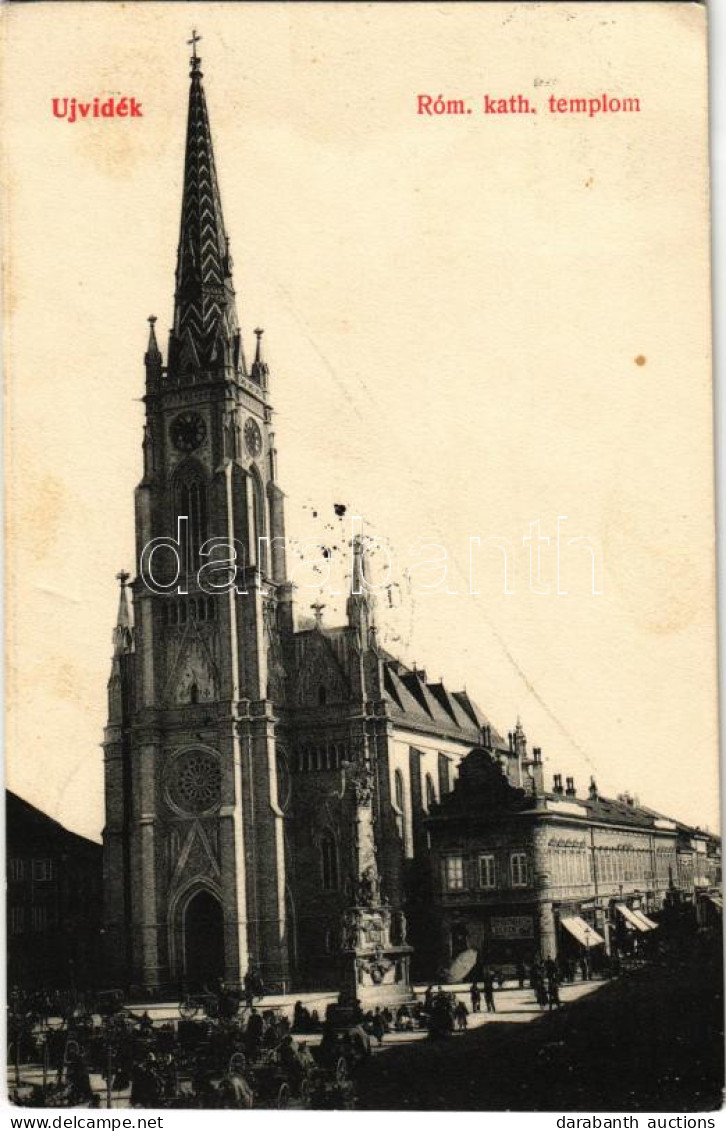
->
[333,760,414,1020]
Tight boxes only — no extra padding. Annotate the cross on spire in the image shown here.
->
[311,602,326,628]
[188,28,202,59]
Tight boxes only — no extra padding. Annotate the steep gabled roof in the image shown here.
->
[380,658,510,747]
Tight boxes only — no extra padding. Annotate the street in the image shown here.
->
[356,949,724,1111]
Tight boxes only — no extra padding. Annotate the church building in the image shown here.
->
[101,42,504,995]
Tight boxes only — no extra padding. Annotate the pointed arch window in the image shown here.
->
[320,831,338,891]
[249,468,268,573]
[178,474,208,576]
[394,769,407,843]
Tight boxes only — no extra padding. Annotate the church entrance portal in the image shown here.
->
[184,890,225,988]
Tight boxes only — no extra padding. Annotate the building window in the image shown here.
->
[8,858,24,882]
[444,855,465,891]
[320,831,338,891]
[425,773,436,810]
[250,468,268,573]
[479,854,496,889]
[32,859,54,882]
[9,907,24,935]
[511,852,528,887]
[394,769,406,843]
[31,906,49,933]
[438,753,451,797]
[179,477,208,575]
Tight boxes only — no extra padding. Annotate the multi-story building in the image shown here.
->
[425,741,718,972]
[6,792,103,990]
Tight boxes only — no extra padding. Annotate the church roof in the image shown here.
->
[168,46,243,378]
[382,659,507,748]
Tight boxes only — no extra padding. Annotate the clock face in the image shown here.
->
[170,412,206,453]
[244,417,263,458]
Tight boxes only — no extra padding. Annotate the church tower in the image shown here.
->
[102,38,291,993]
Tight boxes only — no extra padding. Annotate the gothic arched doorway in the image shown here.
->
[184,889,224,989]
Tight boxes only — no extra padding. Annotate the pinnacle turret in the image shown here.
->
[113,571,134,655]
[251,328,269,386]
[347,534,376,638]
[144,315,162,390]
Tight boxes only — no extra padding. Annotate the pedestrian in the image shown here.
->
[245,1008,263,1058]
[470,980,481,1013]
[547,969,561,1010]
[516,960,526,989]
[371,1007,386,1045]
[454,1000,469,1030]
[483,970,496,1013]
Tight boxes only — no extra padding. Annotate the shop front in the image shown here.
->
[556,902,606,970]
[479,907,537,969]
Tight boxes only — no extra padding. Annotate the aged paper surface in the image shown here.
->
[3,1,715,836]
[1,0,720,1114]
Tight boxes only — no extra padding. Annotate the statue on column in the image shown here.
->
[332,750,414,1013]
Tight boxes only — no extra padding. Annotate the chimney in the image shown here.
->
[553,773,563,795]
[589,776,599,801]
[565,776,576,797]
[531,747,544,795]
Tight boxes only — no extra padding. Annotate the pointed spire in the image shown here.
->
[146,315,160,358]
[113,570,134,655]
[144,315,162,391]
[251,327,269,385]
[168,35,242,380]
[347,533,376,636]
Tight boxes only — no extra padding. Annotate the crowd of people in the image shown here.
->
[10,997,354,1109]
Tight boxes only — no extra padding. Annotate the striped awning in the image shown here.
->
[615,903,650,932]
[560,915,605,947]
[629,908,657,931]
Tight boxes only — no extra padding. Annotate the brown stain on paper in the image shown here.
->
[14,472,68,558]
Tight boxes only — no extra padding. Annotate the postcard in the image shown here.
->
[3,1,721,1115]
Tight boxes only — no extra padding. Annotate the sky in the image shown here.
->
[3,2,719,840]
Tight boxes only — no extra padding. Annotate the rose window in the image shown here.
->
[168,750,221,815]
